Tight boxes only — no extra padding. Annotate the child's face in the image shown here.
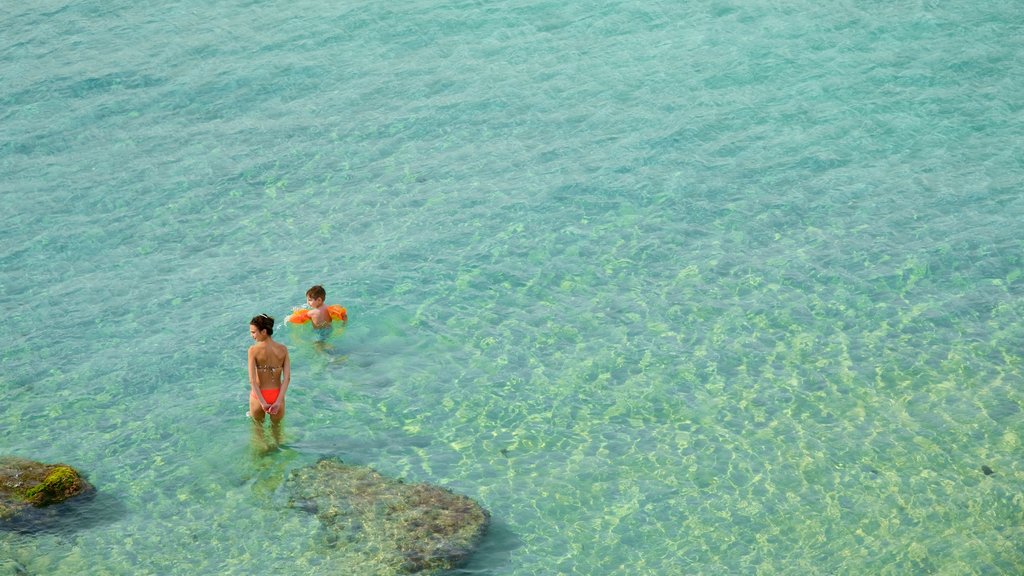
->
[307,296,325,308]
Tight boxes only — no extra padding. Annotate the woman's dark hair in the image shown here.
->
[250,313,275,336]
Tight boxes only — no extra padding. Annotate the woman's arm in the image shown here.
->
[248,347,269,410]
[270,348,291,414]
[280,348,291,397]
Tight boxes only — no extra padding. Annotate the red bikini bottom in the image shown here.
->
[252,388,280,404]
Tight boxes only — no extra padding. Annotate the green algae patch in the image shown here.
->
[22,465,85,505]
[288,459,489,574]
[0,457,93,522]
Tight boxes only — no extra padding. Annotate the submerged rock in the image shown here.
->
[288,459,489,574]
[0,457,93,529]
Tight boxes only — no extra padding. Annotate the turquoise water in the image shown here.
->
[2,0,1023,573]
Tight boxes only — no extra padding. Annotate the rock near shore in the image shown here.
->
[0,456,93,528]
[288,459,489,574]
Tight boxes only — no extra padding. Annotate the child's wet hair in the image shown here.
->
[251,313,275,335]
[306,285,326,300]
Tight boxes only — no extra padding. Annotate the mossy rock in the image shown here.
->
[288,459,489,574]
[0,457,93,525]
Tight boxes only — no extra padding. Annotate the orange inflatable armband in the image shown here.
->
[327,305,348,322]
[286,309,311,324]
[286,305,347,324]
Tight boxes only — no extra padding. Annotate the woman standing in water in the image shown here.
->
[248,314,290,446]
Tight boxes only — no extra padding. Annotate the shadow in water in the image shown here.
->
[1,489,127,535]
[246,445,302,504]
[445,517,522,575]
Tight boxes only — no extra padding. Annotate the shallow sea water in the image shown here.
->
[2,1,1024,574]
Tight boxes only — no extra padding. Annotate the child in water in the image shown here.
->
[248,314,291,446]
[285,285,347,348]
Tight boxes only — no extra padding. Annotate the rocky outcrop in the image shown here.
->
[0,457,93,528]
[289,459,489,574]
